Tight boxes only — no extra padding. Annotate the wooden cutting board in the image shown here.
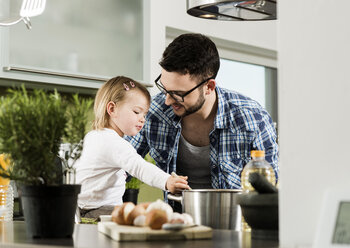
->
[98,221,213,241]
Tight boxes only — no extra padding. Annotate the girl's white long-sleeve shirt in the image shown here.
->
[75,128,170,209]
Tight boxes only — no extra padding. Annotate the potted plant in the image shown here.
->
[123,177,142,204]
[0,86,93,238]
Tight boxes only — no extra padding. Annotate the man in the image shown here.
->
[126,33,278,196]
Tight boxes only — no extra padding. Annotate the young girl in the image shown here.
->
[76,76,189,218]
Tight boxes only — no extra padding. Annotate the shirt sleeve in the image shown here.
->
[253,113,279,181]
[109,136,170,190]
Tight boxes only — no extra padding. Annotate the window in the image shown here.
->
[216,59,278,122]
[1,0,145,89]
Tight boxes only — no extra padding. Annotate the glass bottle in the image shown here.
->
[0,184,14,221]
[0,154,14,221]
[241,150,276,192]
[240,150,276,231]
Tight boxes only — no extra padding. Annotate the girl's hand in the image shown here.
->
[166,173,191,194]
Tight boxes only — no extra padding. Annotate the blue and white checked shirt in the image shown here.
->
[126,86,279,189]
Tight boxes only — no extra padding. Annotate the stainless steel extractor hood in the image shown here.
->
[187,0,277,21]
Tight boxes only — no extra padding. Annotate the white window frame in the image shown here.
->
[166,27,277,69]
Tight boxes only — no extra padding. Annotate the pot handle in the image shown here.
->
[167,193,182,202]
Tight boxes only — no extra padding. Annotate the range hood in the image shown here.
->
[187,0,277,21]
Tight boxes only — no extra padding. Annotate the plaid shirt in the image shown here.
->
[126,86,279,189]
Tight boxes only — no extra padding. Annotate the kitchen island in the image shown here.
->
[0,221,279,248]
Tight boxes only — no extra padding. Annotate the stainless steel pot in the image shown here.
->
[167,189,242,230]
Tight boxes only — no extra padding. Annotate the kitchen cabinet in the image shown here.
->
[0,0,149,90]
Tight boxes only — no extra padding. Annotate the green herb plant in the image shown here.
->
[60,94,93,183]
[0,86,93,185]
[125,177,142,190]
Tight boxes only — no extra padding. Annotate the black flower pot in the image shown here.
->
[20,184,81,238]
[122,189,139,205]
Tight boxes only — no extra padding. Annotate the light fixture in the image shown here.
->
[187,0,277,21]
[0,0,46,29]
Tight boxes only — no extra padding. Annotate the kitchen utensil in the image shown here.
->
[171,172,192,190]
[75,206,81,224]
[239,172,279,240]
[237,192,278,240]
[167,189,242,230]
[249,172,278,194]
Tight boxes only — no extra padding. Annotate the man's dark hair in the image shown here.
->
[159,33,220,82]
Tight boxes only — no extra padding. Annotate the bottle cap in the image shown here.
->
[251,150,265,158]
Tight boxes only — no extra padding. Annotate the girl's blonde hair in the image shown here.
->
[93,76,151,130]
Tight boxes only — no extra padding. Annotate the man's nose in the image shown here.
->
[164,93,176,106]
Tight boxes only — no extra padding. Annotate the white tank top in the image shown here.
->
[176,134,212,189]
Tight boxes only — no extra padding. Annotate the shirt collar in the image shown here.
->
[214,87,233,129]
[152,94,181,128]
[168,106,182,128]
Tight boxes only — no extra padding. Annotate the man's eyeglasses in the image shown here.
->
[154,74,214,103]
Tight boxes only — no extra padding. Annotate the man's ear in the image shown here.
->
[106,101,116,116]
[205,79,216,95]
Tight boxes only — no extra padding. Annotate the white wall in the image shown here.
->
[144,0,277,94]
[278,0,350,247]
[147,1,350,247]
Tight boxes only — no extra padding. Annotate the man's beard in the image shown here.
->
[176,91,205,117]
